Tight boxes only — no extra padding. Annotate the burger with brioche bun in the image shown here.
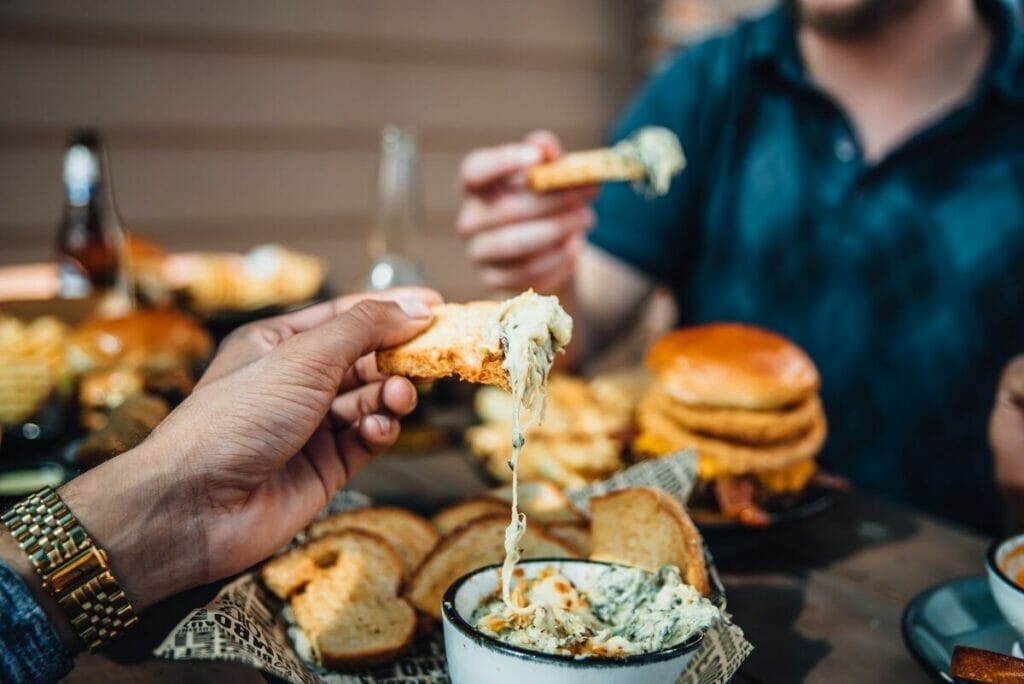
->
[635,322,838,525]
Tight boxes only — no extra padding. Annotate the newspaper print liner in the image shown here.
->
[155,449,752,683]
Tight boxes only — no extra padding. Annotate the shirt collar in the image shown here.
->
[748,0,1024,102]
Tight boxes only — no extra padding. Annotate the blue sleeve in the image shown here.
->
[0,562,74,683]
[588,35,739,286]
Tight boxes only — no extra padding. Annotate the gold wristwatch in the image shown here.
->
[1,486,138,652]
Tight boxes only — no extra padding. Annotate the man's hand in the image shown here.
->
[57,288,441,617]
[457,130,597,293]
[991,355,1024,527]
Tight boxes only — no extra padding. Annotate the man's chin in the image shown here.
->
[787,0,923,39]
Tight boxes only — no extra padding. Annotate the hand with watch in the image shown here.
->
[0,288,440,673]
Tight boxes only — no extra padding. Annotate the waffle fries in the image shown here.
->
[0,315,69,424]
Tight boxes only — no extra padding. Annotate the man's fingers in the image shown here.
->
[269,287,442,337]
[456,186,599,236]
[999,355,1024,407]
[284,300,434,382]
[331,376,418,426]
[524,130,563,159]
[196,288,441,389]
[466,205,594,264]
[335,414,400,479]
[478,233,581,291]
[461,142,545,191]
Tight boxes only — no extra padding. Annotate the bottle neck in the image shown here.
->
[372,127,423,260]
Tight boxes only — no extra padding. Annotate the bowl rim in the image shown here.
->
[441,558,708,668]
[985,534,1024,597]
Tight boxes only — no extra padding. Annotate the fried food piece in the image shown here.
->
[589,487,709,596]
[488,481,585,524]
[638,389,823,445]
[474,376,631,436]
[635,405,827,475]
[376,302,508,389]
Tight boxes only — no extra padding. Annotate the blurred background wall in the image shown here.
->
[0,0,770,300]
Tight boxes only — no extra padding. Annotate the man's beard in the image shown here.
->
[785,0,925,39]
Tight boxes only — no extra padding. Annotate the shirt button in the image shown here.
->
[835,137,857,163]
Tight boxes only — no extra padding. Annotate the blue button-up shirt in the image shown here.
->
[590,0,1024,531]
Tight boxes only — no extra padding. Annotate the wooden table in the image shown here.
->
[70,449,990,683]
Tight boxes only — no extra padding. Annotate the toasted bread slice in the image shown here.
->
[376,302,508,390]
[307,507,439,577]
[527,149,645,193]
[261,535,339,600]
[406,514,579,619]
[589,487,710,596]
[488,481,585,524]
[546,521,591,556]
[266,530,416,669]
[431,498,510,537]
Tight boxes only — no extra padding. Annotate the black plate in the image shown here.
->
[692,485,837,533]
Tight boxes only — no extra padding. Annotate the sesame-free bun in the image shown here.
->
[645,323,819,410]
[68,308,212,373]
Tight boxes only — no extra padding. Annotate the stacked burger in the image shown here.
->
[634,323,827,525]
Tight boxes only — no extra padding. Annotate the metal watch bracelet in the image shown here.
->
[1,486,138,652]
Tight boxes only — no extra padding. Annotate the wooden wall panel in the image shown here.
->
[0,1,637,300]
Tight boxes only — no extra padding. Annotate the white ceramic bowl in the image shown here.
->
[986,533,1024,641]
[441,559,709,684]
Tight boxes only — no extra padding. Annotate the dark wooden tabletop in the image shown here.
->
[68,448,990,683]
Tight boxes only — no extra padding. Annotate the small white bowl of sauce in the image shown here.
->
[441,559,715,684]
[986,534,1024,642]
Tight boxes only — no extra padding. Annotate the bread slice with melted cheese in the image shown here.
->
[588,487,710,596]
[405,514,579,619]
[376,302,508,389]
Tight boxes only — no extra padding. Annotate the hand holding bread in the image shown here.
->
[457,130,597,293]
[53,288,441,614]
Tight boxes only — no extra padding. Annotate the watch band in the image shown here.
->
[1,486,138,652]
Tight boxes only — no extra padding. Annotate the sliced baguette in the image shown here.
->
[307,506,439,577]
[431,498,510,537]
[546,521,592,556]
[406,514,579,619]
[589,487,710,596]
[488,481,585,524]
[286,530,416,669]
[376,302,508,390]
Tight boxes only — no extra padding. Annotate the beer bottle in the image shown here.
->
[357,125,429,291]
[56,129,126,298]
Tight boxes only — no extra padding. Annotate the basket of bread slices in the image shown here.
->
[156,292,751,684]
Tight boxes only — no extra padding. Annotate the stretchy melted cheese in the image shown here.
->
[484,291,572,606]
[614,126,686,197]
[473,565,719,657]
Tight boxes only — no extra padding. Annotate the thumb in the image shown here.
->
[280,299,433,382]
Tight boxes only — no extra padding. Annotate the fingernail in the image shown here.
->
[369,414,391,433]
[398,300,432,318]
[520,147,543,166]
